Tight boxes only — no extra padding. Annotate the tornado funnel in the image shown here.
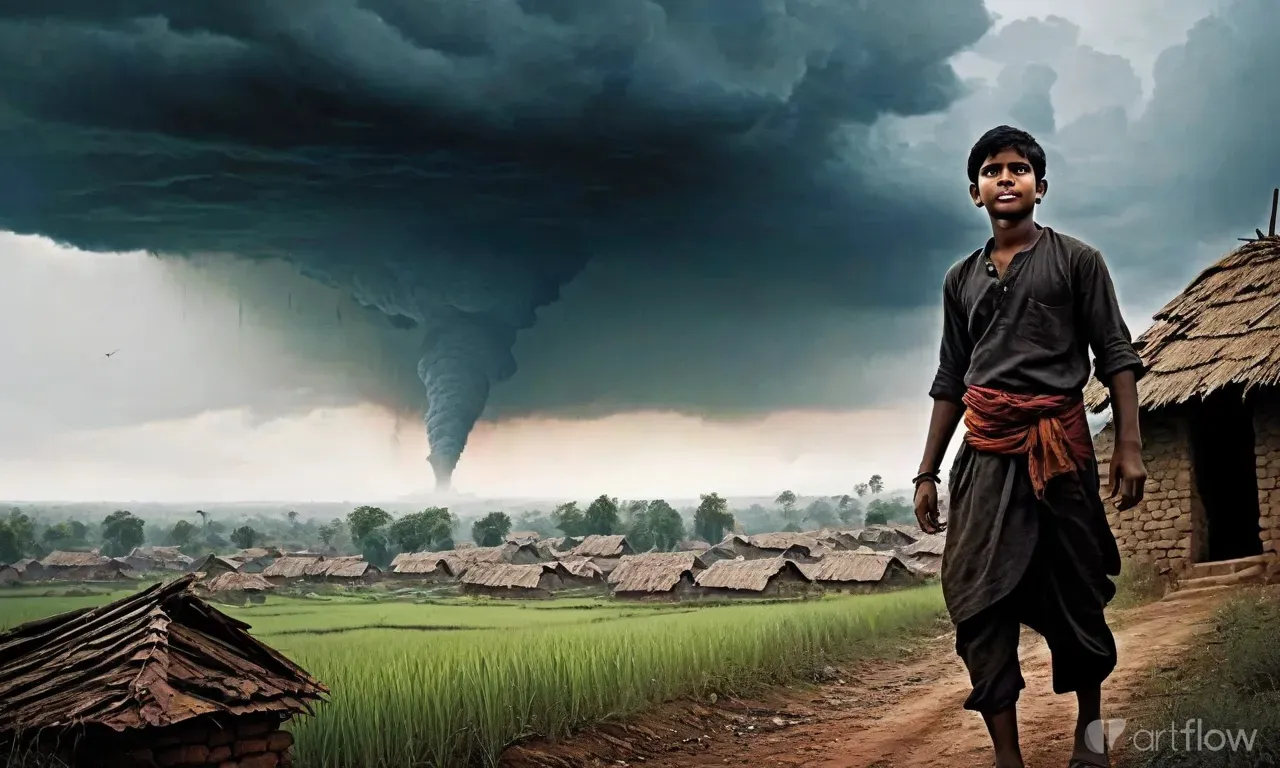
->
[417,310,517,492]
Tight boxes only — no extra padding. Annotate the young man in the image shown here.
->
[913,125,1147,768]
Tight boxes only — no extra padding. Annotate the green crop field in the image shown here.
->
[0,583,947,767]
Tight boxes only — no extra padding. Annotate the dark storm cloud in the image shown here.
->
[0,0,993,481]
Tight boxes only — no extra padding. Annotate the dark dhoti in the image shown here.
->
[943,441,1121,713]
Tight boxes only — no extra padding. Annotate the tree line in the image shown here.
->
[1,472,919,567]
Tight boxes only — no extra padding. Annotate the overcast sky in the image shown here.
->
[0,0,1270,502]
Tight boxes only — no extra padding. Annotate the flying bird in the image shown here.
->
[104,349,120,358]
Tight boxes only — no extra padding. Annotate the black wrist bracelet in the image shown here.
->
[912,471,941,486]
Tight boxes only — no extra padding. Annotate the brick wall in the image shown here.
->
[1095,408,1194,574]
[1253,394,1280,556]
[93,714,297,768]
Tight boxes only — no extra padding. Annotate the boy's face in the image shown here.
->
[969,148,1047,220]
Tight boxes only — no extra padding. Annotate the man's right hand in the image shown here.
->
[913,480,945,534]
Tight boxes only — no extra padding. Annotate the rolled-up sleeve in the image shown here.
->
[1076,247,1145,385]
[928,270,971,404]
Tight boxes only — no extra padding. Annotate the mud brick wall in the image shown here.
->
[1253,394,1280,556]
[1095,408,1194,574]
[96,714,297,768]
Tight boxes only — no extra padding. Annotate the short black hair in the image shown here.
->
[966,125,1046,184]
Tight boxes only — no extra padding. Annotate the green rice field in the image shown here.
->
[0,583,947,767]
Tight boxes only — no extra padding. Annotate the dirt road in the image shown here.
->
[503,590,1225,768]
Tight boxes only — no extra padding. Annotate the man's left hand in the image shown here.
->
[1108,441,1146,511]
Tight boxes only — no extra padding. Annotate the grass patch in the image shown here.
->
[284,586,947,767]
[1120,587,1280,767]
[1111,556,1173,610]
[0,582,948,767]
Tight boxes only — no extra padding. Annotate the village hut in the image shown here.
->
[306,556,381,585]
[39,551,132,581]
[389,552,456,582]
[1085,202,1280,584]
[556,558,607,587]
[801,552,919,593]
[232,547,280,572]
[853,526,918,552]
[506,530,541,546]
[259,555,313,584]
[189,554,245,579]
[714,533,828,563]
[0,565,18,586]
[460,562,581,599]
[0,575,326,767]
[565,535,635,574]
[677,539,711,552]
[693,557,815,599]
[199,571,276,605]
[123,546,193,573]
[897,533,946,577]
[12,558,45,581]
[814,529,864,552]
[609,552,703,600]
[432,542,543,577]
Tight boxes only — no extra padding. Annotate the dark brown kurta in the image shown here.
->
[930,226,1142,626]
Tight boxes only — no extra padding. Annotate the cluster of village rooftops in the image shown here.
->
[0,523,945,601]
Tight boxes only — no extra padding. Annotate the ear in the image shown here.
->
[1037,178,1049,199]
[969,183,982,208]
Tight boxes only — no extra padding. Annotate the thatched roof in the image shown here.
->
[610,552,701,593]
[260,556,313,579]
[201,572,275,593]
[607,552,704,585]
[127,547,191,566]
[901,533,946,557]
[233,548,280,562]
[801,552,909,583]
[557,558,604,580]
[189,554,244,574]
[390,553,455,576]
[12,559,42,575]
[0,575,326,734]
[461,563,558,589]
[309,557,377,579]
[741,533,830,557]
[694,557,811,592]
[40,551,112,569]
[1084,236,1280,412]
[567,535,633,558]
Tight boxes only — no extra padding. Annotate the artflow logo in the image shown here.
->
[1085,719,1127,753]
[1087,718,1259,754]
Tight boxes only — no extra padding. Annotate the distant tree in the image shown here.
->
[346,506,392,546]
[836,496,862,526]
[390,507,455,553]
[626,499,685,551]
[694,493,735,544]
[167,520,199,551]
[551,502,587,537]
[583,495,621,535]
[854,483,869,498]
[100,510,145,557]
[774,490,798,524]
[621,500,648,527]
[0,518,22,563]
[318,519,342,549]
[231,525,257,549]
[868,474,885,496]
[195,510,209,529]
[41,520,89,551]
[865,496,913,526]
[472,512,512,547]
[782,522,803,533]
[645,500,686,551]
[286,510,299,528]
[513,510,558,539]
[803,499,839,529]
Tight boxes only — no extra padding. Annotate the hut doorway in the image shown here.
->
[1188,392,1263,562]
